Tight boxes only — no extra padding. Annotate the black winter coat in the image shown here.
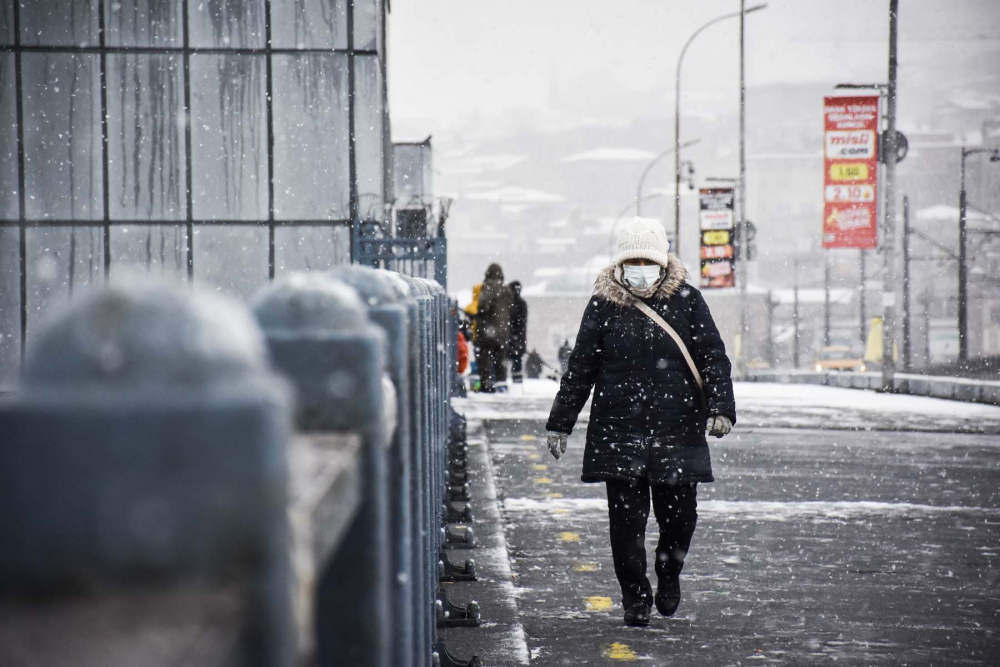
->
[546,258,736,486]
[477,270,514,349]
[509,293,528,357]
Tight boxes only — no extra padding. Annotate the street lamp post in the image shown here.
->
[958,146,1000,361]
[674,3,767,262]
[881,0,900,392]
[636,139,700,217]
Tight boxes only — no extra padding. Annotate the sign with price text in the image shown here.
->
[699,187,736,289]
[823,94,879,249]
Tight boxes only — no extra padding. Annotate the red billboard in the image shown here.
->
[823,94,880,249]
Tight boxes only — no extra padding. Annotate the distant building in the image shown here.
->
[0,1,392,387]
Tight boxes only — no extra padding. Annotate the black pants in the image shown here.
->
[476,345,505,392]
[605,479,698,608]
[510,353,524,383]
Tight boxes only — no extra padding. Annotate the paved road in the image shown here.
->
[464,383,1000,666]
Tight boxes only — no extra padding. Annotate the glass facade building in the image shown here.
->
[0,0,390,387]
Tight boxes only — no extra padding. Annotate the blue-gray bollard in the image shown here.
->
[252,273,390,667]
[396,275,437,666]
[0,281,294,667]
[327,265,416,667]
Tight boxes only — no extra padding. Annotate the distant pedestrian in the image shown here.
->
[545,216,736,627]
[475,263,514,393]
[525,349,544,379]
[465,283,482,345]
[508,281,528,384]
[557,339,572,375]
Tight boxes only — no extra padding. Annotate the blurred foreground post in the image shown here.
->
[252,274,392,667]
[0,283,295,666]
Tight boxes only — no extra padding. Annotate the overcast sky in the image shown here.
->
[388,0,1000,140]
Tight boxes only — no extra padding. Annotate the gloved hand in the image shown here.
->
[547,431,569,460]
[706,415,733,438]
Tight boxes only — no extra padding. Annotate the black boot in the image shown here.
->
[623,601,651,627]
[655,568,681,617]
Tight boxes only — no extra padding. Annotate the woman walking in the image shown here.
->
[545,216,736,626]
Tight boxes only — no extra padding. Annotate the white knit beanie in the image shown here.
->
[613,216,671,267]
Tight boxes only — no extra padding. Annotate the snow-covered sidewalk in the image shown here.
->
[455,380,1000,434]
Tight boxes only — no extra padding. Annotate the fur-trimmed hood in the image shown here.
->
[594,256,688,306]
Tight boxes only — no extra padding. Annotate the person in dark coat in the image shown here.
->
[545,216,736,627]
[508,281,528,384]
[475,263,514,393]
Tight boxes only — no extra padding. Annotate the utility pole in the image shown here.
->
[823,250,831,347]
[880,0,900,391]
[793,259,800,369]
[959,156,968,362]
[766,290,776,368]
[674,5,766,263]
[922,289,931,367]
[902,195,911,371]
[958,146,1000,362]
[859,250,867,345]
[737,0,750,377]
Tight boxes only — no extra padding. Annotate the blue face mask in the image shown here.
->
[623,264,662,289]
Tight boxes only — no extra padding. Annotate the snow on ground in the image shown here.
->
[736,381,1000,420]
[503,497,1000,521]
[454,380,1000,434]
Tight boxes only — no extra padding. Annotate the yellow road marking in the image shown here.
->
[544,492,563,499]
[520,434,537,441]
[533,477,552,485]
[533,464,548,471]
[527,453,542,461]
[605,642,637,660]
[574,563,599,572]
[584,596,612,611]
[550,508,570,515]
[559,532,581,543]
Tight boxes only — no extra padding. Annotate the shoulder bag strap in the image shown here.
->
[632,300,707,405]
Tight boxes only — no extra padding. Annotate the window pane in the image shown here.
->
[393,143,432,207]
[0,54,18,220]
[353,0,377,51]
[22,54,103,221]
[194,224,268,300]
[0,225,19,389]
[20,0,99,46]
[354,55,384,222]
[105,0,182,47]
[107,54,186,220]
[271,0,346,50]
[0,0,13,45]
[109,224,187,279]
[191,55,267,220]
[25,226,105,354]
[275,225,349,275]
[272,54,349,220]
[189,0,266,49]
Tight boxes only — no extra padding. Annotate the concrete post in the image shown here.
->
[252,273,390,667]
[328,265,417,667]
[0,281,294,667]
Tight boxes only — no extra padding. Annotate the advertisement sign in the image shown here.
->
[823,94,880,248]
[699,188,735,289]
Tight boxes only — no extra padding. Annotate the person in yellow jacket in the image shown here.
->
[465,283,482,342]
